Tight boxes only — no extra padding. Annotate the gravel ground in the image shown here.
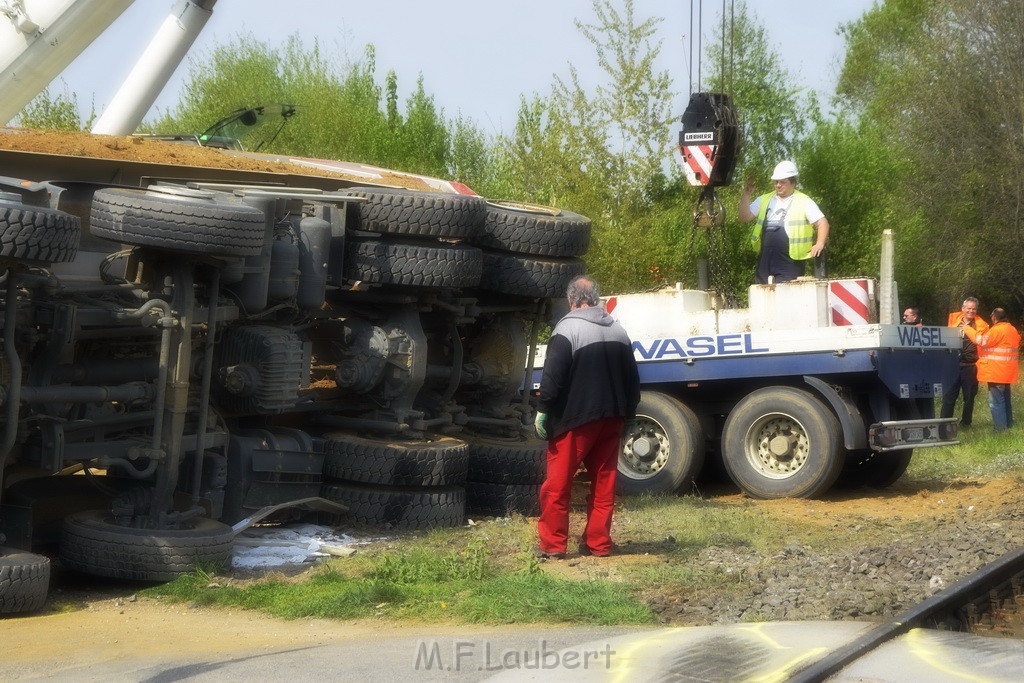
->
[648,490,1024,628]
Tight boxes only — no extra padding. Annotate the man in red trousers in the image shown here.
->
[534,276,640,558]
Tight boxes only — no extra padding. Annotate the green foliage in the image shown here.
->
[489,0,677,293]
[14,85,93,131]
[836,0,1024,319]
[147,36,473,181]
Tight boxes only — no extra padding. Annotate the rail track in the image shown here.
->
[789,544,1024,681]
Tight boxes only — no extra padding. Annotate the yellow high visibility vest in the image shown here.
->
[751,191,815,260]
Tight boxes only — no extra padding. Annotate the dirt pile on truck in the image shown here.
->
[0,128,435,190]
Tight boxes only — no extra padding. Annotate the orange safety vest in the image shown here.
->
[947,311,990,333]
[965,321,1021,384]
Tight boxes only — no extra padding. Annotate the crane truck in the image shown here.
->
[0,0,586,614]
[556,87,959,502]
[0,0,960,617]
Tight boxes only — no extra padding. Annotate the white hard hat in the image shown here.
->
[771,160,799,180]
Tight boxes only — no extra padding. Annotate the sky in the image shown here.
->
[52,0,875,134]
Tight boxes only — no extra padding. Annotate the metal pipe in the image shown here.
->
[115,297,172,323]
[190,269,218,501]
[17,382,153,404]
[315,415,410,434]
[879,228,896,324]
[0,274,23,493]
[92,0,219,135]
[151,294,175,455]
[102,455,159,479]
[520,300,546,405]
[149,266,195,519]
[52,358,160,384]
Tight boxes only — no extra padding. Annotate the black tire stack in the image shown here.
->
[0,199,81,265]
[319,433,469,530]
[0,547,50,615]
[463,435,547,518]
[472,202,590,298]
[341,187,487,288]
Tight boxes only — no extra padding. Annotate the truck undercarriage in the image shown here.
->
[0,146,591,613]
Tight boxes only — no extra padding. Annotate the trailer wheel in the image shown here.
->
[323,433,469,486]
[617,392,705,495]
[722,387,843,499]
[345,186,486,239]
[60,511,235,581]
[320,482,465,530]
[0,201,80,264]
[0,547,50,614]
[90,187,266,257]
[344,238,483,288]
[465,481,540,517]
[464,435,547,485]
[838,449,913,489]
[479,251,585,298]
[473,202,591,257]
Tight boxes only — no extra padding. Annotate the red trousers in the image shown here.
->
[538,416,623,556]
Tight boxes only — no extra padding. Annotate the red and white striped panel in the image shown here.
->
[678,145,715,186]
[829,280,870,326]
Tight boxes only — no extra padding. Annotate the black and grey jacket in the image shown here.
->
[538,305,640,439]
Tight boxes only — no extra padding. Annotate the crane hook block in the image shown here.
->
[693,186,725,228]
[678,92,740,188]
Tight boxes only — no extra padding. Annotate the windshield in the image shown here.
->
[198,104,298,152]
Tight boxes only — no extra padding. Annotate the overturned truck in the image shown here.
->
[0,140,591,613]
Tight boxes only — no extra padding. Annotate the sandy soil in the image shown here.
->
[0,127,435,190]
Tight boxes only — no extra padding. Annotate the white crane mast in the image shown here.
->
[0,0,218,134]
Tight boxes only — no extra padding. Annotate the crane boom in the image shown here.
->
[0,0,134,125]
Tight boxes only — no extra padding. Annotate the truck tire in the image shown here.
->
[838,449,913,489]
[60,511,235,581]
[617,391,705,495]
[473,202,591,257]
[464,435,547,485]
[0,547,50,614]
[479,252,585,298]
[90,187,266,257]
[344,238,482,288]
[465,481,540,517]
[722,387,843,499]
[323,433,469,486]
[0,201,80,264]
[344,187,485,239]
[320,482,465,530]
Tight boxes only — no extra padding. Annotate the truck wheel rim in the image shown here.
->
[744,413,809,479]
[620,416,669,479]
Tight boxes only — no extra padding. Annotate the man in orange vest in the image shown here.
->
[941,297,989,426]
[964,308,1020,432]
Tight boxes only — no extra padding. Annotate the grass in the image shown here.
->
[909,392,1024,480]
[142,391,1024,626]
[143,535,654,625]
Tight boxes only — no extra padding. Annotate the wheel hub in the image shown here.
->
[620,418,669,478]
[768,433,798,458]
[748,415,809,477]
[631,436,657,462]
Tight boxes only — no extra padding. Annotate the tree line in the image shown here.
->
[17,0,1024,324]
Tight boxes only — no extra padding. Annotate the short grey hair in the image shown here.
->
[566,276,600,308]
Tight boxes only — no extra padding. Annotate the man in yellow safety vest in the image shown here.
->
[739,160,830,284]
